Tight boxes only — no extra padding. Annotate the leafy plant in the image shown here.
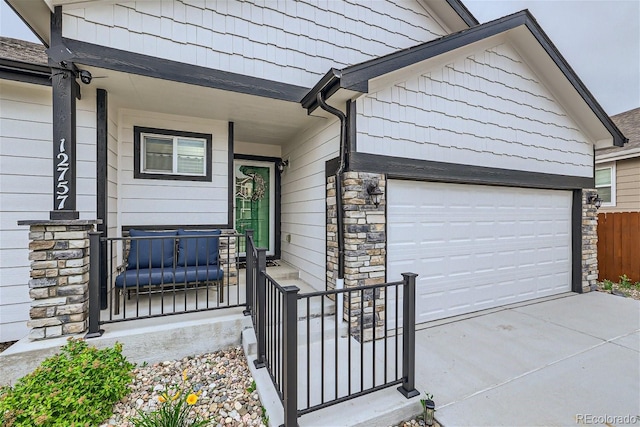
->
[261,406,269,425]
[602,279,614,291]
[246,380,257,393]
[619,274,633,289]
[131,369,207,427]
[0,338,134,427]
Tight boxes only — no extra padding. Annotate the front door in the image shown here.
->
[234,159,275,255]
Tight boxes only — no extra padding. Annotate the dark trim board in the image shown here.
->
[96,88,108,308]
[446,0,480,27]
[227,122,235,229]
[0,60,51,86]
[346,99,357,157]
[61,38,309,103]
[325,157,340,178]
[122,224,231,232]
[571,190,583,293]
[349,152,594,190]
[233,154,283,260]
[96,88,108,236]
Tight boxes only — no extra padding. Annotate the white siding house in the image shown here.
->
[0,0,626,342]
[0,55,98,340]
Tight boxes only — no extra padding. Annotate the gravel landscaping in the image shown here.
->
[2,285,636,426]
[95,344,433,427]
[99,346,267,427]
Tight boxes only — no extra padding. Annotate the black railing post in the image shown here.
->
[99,238,108,310]
[398,272,419,398]
[282,285,300,427]
[243,229,254,316]
[253,247,267,369]
[85,231,104,338]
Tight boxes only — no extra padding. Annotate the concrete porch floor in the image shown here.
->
[247,291,639,427]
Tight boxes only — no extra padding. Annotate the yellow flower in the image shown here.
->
[171,391,181,401]
[182,369,188,381]
[158,395,167,403]
[186,394,198,405]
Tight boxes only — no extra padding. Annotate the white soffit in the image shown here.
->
[81,65,322,146]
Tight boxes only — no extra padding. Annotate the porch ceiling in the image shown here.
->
[83,65,326,145]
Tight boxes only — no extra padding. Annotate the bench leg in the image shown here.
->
[218,280,224,304]
[114,288,120,315]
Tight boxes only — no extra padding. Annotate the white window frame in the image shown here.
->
[595,163,616,207]
[141,133,207,177]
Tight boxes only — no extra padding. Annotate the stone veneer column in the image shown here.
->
[17,220,98,340]
[582,189,599,292]
[327,172,387,342]
[219,230,237,287]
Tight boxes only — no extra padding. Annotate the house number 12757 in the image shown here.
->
[56,138,69,210]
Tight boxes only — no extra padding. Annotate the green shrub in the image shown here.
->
[0,338,134,427]
[602,279,614,291]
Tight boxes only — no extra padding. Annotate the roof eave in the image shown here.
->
[301,68,344,114]
[0,58,51,85]
[321,9,625,148]
[5,0,51,47]
[596,147,640,163]
[445,0,479,27]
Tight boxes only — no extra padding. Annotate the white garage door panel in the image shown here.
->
[388,181,572,324]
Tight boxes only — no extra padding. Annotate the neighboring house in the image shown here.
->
[595,107,640,211]
[0,0,626,342]
[594,107,638,282]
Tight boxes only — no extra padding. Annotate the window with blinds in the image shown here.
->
[134,126,212,182]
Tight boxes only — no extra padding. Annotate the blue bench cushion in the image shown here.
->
[115,268,174,288]
[127,229,177,269]
[176,229,221,267]
[173,266,224,283]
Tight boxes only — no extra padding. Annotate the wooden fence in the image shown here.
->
[597,212,640,282]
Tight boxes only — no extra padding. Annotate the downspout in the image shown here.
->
[316,91,347,310]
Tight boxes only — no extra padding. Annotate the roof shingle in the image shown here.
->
[597,107,640,157]
[0,37,47,66]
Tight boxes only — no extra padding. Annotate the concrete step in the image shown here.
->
[265,261,300,281]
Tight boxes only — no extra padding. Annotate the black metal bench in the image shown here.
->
[114,229,224,314]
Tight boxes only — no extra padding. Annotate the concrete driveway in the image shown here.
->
[417,292,640,427]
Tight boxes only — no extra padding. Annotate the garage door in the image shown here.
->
[387,180,572,324]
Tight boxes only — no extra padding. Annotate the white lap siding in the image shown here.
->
[0,81,97,341]
[118,109,229,227]
[356,42,594,177]
[61,0,448,89]
[281,119,340,290]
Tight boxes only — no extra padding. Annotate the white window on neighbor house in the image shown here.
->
[595,163,615,206]
[134,126,212,182]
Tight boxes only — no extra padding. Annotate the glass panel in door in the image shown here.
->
[234,160,275,255]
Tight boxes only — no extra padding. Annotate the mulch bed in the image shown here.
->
[0,341,16,353]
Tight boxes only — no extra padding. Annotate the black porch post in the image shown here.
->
[49,6,79,220]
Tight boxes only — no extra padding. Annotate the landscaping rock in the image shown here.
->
[100,346,266,427]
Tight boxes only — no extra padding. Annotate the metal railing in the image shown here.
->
[87,230,244,333]
[244,230,418,426]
